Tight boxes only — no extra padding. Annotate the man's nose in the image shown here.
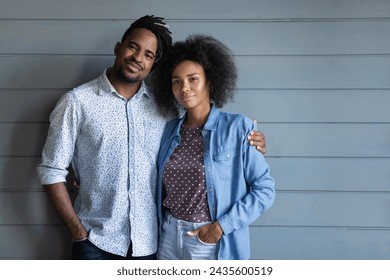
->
[132,50,143,62]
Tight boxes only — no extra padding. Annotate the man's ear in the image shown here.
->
[114,42,121,55]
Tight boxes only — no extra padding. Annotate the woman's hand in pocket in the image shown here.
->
[187,221,223,244]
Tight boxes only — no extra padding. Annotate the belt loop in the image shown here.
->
[166,210,172,224]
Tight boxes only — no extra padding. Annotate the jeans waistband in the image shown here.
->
[165,211,211,228]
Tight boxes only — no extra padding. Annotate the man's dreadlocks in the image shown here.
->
[121,15,172,66]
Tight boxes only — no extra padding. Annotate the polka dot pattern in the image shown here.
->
[163,126,211,223]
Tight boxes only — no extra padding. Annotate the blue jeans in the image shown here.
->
[72,239,157,260]
[158,212,218,260]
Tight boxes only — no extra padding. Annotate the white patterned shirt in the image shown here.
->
[37,70,168,257]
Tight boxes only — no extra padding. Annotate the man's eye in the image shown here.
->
[145,53,155,60]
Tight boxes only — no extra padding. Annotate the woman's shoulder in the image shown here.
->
[162,116,182,136]
[219,111,255,129]
[166,116,181,127]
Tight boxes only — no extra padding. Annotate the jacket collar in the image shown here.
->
[203,104,220,131]
[175,104,220,135]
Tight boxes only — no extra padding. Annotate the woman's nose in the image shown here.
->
[181,82,190,92]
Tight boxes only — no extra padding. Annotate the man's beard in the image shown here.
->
[116,67,140,84]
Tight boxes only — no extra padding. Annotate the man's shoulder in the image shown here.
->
[71,75,101,95]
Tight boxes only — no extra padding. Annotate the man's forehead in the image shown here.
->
[126,28,157,41]
[125,29,157,49]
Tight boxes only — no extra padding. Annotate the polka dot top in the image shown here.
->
[162,126,211,223]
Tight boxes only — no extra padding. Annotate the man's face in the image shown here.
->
[113,28,158,84]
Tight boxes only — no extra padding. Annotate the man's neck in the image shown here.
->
[107,68,142,100]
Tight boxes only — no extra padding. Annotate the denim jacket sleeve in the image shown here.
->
[213,115,275,235]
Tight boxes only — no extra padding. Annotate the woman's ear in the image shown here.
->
[207,81,212,96]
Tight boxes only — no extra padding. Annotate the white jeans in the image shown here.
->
[158,212,218,260]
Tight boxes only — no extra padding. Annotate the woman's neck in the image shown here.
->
[183,104,211,128]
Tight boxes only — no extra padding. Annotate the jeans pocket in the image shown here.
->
[195,235,218,246]
[71,239,96,259]
[72,237,88,243]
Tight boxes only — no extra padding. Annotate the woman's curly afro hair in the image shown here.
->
[151,34,237,117]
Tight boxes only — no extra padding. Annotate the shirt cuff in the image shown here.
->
[37,165,68,185]
[217,214,234,235]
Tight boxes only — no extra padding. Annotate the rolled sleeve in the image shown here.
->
[36,165,69,185]
[37,91,80,186]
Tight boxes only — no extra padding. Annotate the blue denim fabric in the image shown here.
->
[158,212,217,260]
[72,239,157,260]
[157,105,275,259]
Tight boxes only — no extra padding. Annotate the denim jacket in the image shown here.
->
[157,105,275,259]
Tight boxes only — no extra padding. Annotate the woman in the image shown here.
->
[152,35,275,260]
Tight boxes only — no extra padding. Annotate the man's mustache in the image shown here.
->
[124,57,143,71]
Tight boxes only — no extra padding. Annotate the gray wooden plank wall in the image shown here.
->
[1,0,389,259]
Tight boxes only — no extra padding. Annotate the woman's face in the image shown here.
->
[171,60,210,111]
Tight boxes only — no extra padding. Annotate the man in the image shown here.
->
[37,15,266,260]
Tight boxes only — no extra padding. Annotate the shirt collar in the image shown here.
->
[203,104,220,131]
[178,104,220,132]
[97,69,151,99]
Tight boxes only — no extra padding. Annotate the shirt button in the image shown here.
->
[226,154,230,158]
